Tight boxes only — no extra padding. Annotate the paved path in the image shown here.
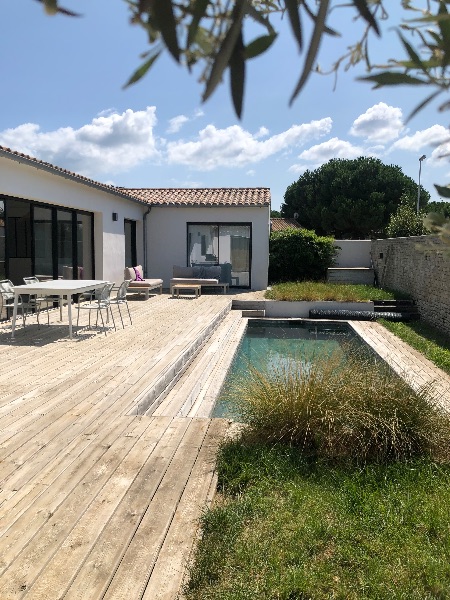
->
[351,320,450,410]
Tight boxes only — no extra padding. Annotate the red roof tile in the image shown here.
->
[271,218,302,231]
[121,187,271,207]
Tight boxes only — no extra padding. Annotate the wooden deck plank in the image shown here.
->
[22,416,178,600]
[101,419,210,600]
[142,419,230,599]
[0,418,153,598]
[63,417,193,600]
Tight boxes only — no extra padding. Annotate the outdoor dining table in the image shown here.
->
[10,279,109,340]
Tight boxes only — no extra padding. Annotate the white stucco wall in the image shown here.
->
[333,240,372,268]
[0,157,146,284]
[146,206,270,290]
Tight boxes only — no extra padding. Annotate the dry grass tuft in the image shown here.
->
[225,349,450,464]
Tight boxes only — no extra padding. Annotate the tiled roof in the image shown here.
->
[271,218,302,231]
[121,188,271,207]
[0,145,139,202]
[0,145,270,208]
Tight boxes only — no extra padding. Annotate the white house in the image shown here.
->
[0,146,270,291]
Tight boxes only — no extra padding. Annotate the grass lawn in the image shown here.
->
[185,281,450,599]
[185,443,450,600]
[380,319,450,376]
[265,281,409,302]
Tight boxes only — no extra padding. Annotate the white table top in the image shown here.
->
[13,280,109,295]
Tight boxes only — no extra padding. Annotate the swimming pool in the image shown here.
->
[212,319,377,419]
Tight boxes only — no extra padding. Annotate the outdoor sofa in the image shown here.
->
[124,265,163,300]
[170,265,229,295]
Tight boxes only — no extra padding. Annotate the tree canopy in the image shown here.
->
[281,157,430,239]
[427,201,450,219]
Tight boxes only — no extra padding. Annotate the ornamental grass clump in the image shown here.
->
[226,349,450,464]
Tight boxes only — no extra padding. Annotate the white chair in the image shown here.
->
[109,280,133,328]
[23,276,55,325]
[0,279,41,327]
[76,282,116,335]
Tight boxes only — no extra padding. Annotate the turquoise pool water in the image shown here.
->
[212,319,374,418]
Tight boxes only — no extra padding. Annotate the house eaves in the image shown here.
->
[0,146,145,206]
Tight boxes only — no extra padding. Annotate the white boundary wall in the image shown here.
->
[333,240,372,267]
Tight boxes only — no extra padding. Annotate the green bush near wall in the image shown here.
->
[269,228,337,283]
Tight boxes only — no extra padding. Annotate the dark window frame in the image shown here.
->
[124,219,137,268]
[186,222,252,289]
[0,194,94,281]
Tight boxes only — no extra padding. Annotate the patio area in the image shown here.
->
[1,292,450,599]
[0,292,236,599]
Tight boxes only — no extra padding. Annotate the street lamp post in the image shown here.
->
[417,154,426,214]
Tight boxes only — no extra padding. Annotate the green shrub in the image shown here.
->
[225,349,450,464]
[269,228,337,284]
[386,204,428,237]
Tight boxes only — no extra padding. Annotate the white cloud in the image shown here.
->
[167,115,189,134]
[166,119,332,170]
[350,102,404,143]
[0,107,160,177]
[296,137,366,167]
[389,124,449,155]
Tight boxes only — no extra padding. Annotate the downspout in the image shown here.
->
[143,206,151,278]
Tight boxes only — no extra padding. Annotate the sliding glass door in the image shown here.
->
[187,223,251,288]
[34,206,53,279]
[0,199,6,280]
[2,197,94,284]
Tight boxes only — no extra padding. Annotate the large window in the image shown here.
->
[2,197,94,284]
[187,223,251,288]
[0,199,5,280]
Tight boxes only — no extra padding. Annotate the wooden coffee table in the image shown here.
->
[171,283,202,299]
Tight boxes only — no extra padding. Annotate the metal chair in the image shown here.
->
[23,276,55,325]
[76,282,116,335]
[109,280,133,328]
[0,279,41,327]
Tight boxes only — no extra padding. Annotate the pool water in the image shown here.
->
[212,320,374,419]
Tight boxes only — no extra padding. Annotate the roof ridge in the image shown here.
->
[0,145,137,201]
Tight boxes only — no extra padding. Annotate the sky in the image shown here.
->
[1,1,450,211]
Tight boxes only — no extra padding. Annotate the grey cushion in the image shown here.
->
[173,266,193,278]
[192,265,222,279]
[124,267,136,281]
[206,265,221,279]
[192,265,206,278]
[171,278,219,285]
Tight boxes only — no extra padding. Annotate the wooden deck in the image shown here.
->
[2,295,450,599]
[0,294,233,599]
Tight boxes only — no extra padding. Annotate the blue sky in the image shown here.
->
[1,1,449,210]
